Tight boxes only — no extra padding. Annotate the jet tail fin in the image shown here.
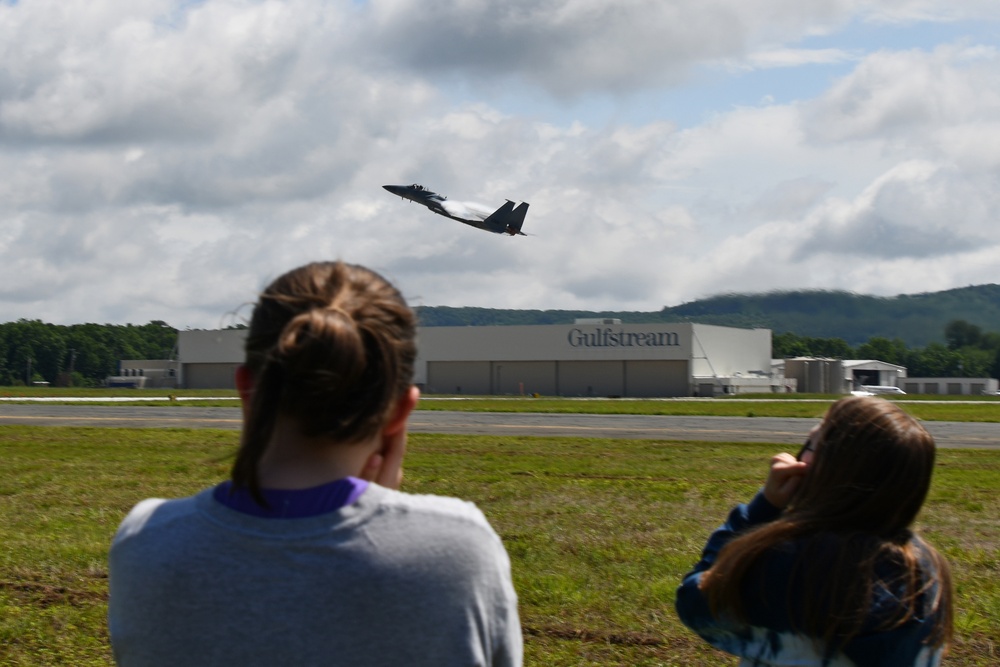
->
[505,202,529,235]
[483,201,515,229]
[483,200,529,235]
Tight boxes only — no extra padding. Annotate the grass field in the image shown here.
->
[1,425,997,665]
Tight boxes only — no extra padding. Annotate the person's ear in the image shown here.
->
[235,365,254,419]
[382,386,420,437]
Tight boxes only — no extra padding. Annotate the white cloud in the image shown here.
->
[1,1,1000,326]
[858,0,1000,24]
[735,47,858,70]
[803,44,1000,146]
[796,160,997,259]
[361,0,868,97]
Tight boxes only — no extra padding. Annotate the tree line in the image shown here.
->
[0,320,178,387]
[774,320,1000,378]
[2,318,999,388]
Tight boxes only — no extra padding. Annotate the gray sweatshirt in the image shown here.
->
[109,484,522,667]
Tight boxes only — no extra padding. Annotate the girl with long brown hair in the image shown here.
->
[109,261,522,667]
[675,395,952,666]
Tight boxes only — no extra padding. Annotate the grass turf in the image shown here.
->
[0,426,997,665]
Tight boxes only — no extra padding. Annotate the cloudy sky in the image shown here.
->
[2,1,1000,328]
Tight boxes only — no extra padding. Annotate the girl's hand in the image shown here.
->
[763,452,809,509]
[359,386,418,490]
[371,430,407,490]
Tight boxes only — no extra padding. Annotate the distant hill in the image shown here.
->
[414,284,1000,348]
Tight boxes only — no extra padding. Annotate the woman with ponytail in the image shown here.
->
[109,261,522,667]
[675,395,952,666]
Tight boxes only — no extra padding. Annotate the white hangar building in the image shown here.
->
[176,322,778,397]
[417,322,775,397]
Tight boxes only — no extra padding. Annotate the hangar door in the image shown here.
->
[427,360,689,397]
[558,361,625,397]
[182,363,239,390]
[490,362,557,395]
[427,361,491,395]
[624,360,689,397]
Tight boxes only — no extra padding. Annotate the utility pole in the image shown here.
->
[59,349,78,387]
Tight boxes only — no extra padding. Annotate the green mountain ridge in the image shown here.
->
[414,284,1000,348]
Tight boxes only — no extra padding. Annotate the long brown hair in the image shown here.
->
[700,396,952,650]
[231,261,416,501]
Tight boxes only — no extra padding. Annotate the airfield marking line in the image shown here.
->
[409,420,801,436]
[0,416,242,424]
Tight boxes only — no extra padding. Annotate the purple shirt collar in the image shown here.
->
[213,477,369,518]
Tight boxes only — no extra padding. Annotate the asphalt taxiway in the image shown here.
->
[1,404,998,449]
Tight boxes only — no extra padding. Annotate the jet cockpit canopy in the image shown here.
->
[411,184,444,199]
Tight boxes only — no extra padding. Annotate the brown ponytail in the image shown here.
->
[231,262,416,502]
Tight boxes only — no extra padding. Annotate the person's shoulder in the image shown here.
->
[371,485,486,520]
[365,485,497,535]
[908,533,942,560]
[364,487,513,581]
[113,491,205,542]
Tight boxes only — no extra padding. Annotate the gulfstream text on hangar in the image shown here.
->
[567,328,680,348]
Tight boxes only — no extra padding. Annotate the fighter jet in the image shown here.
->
[383,184,529,236]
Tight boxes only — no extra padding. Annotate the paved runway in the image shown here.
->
[1,404,998,449]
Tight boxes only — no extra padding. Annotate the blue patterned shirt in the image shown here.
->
[675,492,945,667]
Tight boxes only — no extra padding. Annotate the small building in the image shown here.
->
[842,359,907,391]
[902,377,999,396]
[783,358,845,394]
[783,358,906,394]
[113,359,180,389]
[177,329,247,390]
